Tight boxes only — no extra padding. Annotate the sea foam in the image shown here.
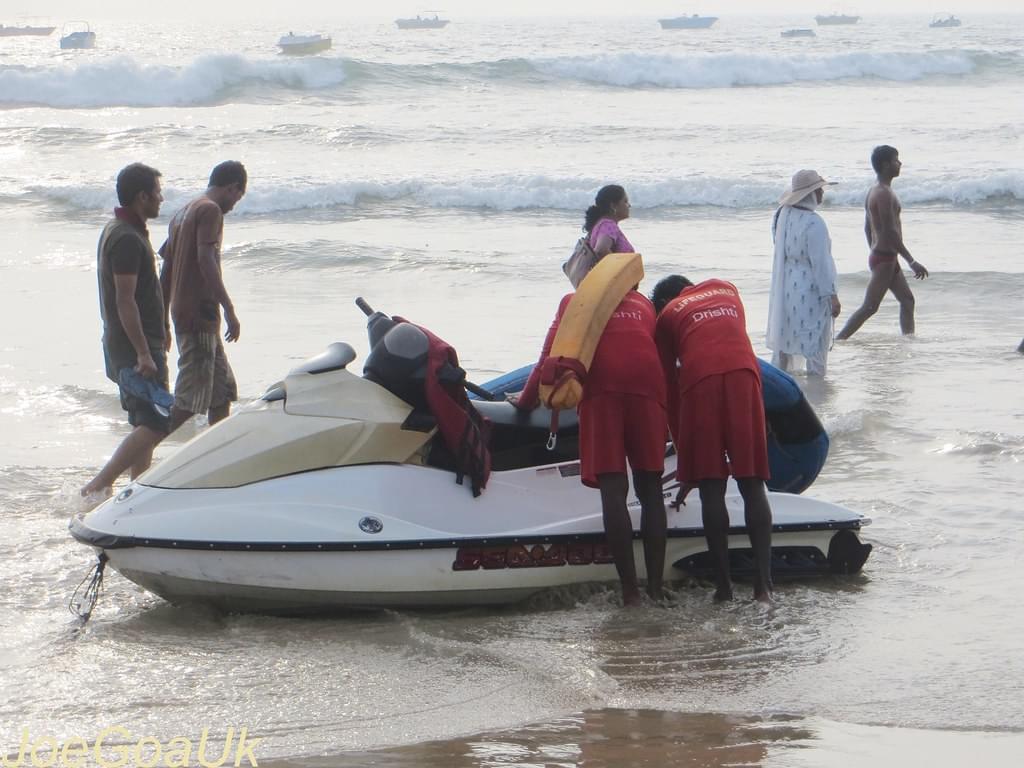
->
[29,171,1024,215]
[535,50,978,88]
[0,54,347,108]
[0,49,1013,109]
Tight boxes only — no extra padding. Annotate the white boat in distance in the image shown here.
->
[659,14,718,29]
[59,22,95,49]
[395,14,450,29]
[815,13,860,25]
[781,28,816,38]
[929,15,962,28]
[278,32,332,55]
[0,23,56,36]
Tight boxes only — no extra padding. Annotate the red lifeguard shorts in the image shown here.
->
[578,392,667,488]
[675,369,770,482]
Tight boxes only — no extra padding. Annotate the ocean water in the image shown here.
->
[2,13,1023,766]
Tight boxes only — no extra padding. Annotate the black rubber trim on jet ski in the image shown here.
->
[69,515,868,553]
[676,531,873,577]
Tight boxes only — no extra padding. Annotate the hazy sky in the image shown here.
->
[5,2,1021,21]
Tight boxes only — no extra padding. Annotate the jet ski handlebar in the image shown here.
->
[463,379,496,401]
[355,296,375,317]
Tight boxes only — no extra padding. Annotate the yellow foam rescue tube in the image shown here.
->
[539,252,644,410]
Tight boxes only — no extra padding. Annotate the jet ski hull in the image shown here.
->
[71,462,870,613]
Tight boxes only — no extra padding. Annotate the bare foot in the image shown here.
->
[713,587,734,603]
[80,482,111,497]
[78,485,111,512]
[754,590,774,605]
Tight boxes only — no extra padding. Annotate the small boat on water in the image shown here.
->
[781,28,816,38]
[278,32,332,55]
[0,23,56,36]
[395,14,450,30]
[815,13,860,25]
[929,15,962,28]
[658,14,718,29]
[59,22,95,49]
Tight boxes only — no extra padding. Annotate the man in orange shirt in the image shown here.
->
[653,275,773,603]
[160,161,246,432]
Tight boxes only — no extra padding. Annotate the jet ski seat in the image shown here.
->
[426,399,580,473]
[471,398,578,432]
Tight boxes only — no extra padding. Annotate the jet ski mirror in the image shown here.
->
[288,342,357,376]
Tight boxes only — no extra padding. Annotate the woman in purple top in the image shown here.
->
[585,184,634,258]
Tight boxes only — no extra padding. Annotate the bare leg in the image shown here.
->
[129,443,157,479]
[208,402,231,426]
[698,479,732,601]
[887,266,917,335]
[169,406,195,434]
[737,477,773,602]
[82,425,164,496]
[835,261,898,340]
[633,469,667,600]
[598,472,642,606]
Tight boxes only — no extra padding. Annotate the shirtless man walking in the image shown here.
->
[836,145,928,340]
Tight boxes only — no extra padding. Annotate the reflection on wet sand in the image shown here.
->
[262,708,802,767]
[262,708,1024,767]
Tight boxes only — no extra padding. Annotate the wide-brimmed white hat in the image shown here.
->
[779,169,836,206]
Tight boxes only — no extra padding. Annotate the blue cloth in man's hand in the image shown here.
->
[118,367,174,418]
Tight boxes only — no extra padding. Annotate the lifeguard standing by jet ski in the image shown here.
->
[652,274,774,603]
[514,253,668,607]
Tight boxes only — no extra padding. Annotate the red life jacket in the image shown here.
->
[403,320,492,497]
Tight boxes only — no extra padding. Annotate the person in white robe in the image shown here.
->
[767,170,842,377]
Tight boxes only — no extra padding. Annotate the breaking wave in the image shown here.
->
[533,49,985,88]
[0,54,347,108]
[1,49,1019,108]
[27,171,1024,215]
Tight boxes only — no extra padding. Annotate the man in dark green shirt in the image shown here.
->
[82,163,167,499]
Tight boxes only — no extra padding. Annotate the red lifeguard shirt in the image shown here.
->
[519,291,665,408]
[655,278,760,397]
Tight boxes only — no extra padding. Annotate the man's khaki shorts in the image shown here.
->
[173,332,238,415]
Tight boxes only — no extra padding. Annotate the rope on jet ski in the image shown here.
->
[69,552,107,623]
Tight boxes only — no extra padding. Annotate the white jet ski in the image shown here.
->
[70,299,871,613]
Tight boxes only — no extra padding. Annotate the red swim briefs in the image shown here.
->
[868,250,898,270]
[674,369,769,482]
[577,392,667,488]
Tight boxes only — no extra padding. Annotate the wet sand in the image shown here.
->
[264,708,1024,767]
